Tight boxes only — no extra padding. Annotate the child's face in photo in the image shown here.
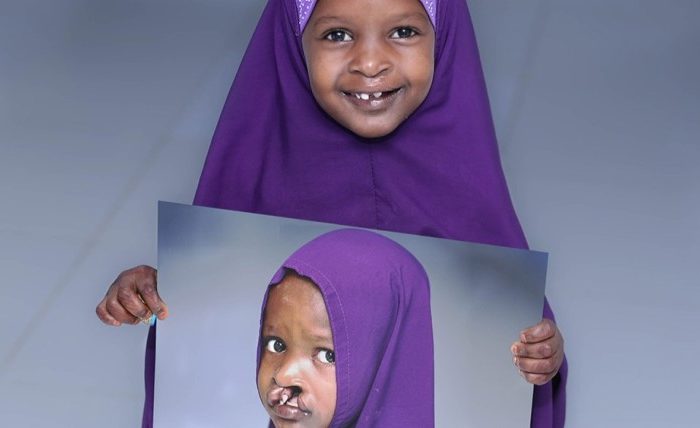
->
[302,0,435,139]
[257,273,336,428]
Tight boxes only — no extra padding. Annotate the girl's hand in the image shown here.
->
[95,265,168,326]
[510,318,564,385]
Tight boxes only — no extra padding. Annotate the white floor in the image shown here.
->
[1,0,698,426]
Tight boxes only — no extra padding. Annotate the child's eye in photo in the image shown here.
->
[265,337,286,353]
[315,348,335,364]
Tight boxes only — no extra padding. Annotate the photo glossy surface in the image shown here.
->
[154,202,547,426]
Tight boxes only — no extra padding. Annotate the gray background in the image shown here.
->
[155,202,546,427]
[0,0,698,426]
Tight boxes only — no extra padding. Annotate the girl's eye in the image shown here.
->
[324,30,352,42]
[316,349,335,364]
[390,27,417,39]
[265,338,286,354]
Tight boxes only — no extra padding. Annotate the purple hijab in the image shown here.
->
[193,0,526,247]
[144,0,566,426]
[259,228,434,427]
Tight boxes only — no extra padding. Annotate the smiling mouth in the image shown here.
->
[342,88,401,100]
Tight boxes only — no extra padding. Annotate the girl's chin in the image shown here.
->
[345,120,400,139]
[270,417,314,428]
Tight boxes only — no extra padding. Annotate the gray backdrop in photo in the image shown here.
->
[155,202,548,427]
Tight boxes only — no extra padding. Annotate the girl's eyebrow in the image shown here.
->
[312,16,351,29]
[305,330,333,343]
[385,12,431,25]
[311,12,430,29]
[262,324,278,334]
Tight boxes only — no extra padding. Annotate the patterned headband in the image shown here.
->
[296,0,436,33]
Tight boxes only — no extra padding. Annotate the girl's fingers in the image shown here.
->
[511,319,564,386]
[518,369,558,386]
[96,300,121,326]
[132,266,168,320]
[519,318,556,343]
[105,297,140,324]
[511,335,558,359]
[97,265,162,326]
[117,283,153,321]
[513,351,562,375]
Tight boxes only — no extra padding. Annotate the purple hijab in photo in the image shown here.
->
[259,228,434,427]
[144,0,566,426]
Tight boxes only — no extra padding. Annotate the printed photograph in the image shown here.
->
[155,201,547,427]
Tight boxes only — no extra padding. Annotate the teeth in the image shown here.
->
[279,394,289,405]
[351,91,388,100]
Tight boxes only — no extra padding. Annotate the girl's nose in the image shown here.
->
[274,354,311,387]
[349,39,392,78]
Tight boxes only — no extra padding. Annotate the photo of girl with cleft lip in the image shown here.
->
[256,228,434,427]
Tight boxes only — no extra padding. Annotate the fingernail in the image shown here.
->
[510,344,518,354]
[520,333,527,343]
[513,356,518,367]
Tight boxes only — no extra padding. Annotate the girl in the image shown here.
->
[96,0,567,426]
[258,228,433,427]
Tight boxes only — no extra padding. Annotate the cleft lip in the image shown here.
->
[266,386,312,415]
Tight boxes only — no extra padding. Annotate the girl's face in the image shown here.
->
[257,273,336,428]
[302,0,435,138]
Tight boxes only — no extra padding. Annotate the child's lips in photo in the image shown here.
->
[266,386,312,419]
[271,401,310,422]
